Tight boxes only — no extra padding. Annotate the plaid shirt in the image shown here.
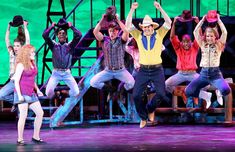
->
[102,36,126,69]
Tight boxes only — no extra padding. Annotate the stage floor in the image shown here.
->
[0,122,235,151]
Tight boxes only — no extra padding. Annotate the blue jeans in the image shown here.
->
[0,79,14,104]
[90,67,135,91]
[166,71,199,108]
[165,71,199,93]
[46,69,79,98]
[133,66,169,120]
[185,67,231,97]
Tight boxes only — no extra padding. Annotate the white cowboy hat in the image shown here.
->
[139,15,159,29]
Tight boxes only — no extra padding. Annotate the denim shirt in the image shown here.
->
[42,26,82,69]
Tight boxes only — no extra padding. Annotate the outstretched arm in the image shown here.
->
[42,22,56,50]
[68,22,82,49]
[115,16,129,42]
[193,15,206,46]
[93,14,105,41]
[125,2,138,31]
[23,21,30,44]
[217,14,227,44]
[5,23,11,52]
[170,17,179,40]
[154,1,172,28]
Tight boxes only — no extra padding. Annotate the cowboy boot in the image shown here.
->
[199,90,212,109]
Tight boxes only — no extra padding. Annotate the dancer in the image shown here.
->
[14,44,44,145]
[165,16,202,108]
[0,16,29,111]
[126,1,171,128]
[90,14,135,93]
[185,13,231,109]
[42,20,82,100]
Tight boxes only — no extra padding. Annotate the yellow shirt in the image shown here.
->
[130,25,169,65]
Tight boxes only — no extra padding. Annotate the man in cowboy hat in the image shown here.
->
[42,20,82,103]
[126,1,172,128]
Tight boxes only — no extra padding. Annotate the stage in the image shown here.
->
[1,122,235,151]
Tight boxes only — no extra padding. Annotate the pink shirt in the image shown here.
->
[19,65,37,96]
[171,36,199,71]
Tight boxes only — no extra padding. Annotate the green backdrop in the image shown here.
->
[0,0,235,84]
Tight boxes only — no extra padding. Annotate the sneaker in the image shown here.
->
[32,138,46,144]
[215,90,223,106]
[206,99,212,109]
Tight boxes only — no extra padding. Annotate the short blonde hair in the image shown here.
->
[15,44,35,70]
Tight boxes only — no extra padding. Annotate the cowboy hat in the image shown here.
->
[9,15,24,27]
[206,10,218,23]
[56,18,69,29]
[105,6,117,22]
[139,15,159,29]
[178,10,193,22]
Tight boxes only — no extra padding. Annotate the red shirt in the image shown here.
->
[171,35,199,71]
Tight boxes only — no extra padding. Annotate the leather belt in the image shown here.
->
[140,64,162,69]
[108,66,124,71]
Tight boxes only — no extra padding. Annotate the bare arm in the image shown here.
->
[23,21,30,44]
[93,14,105,41]
[5,23,11,51]
[217,14,227,44]
[116,16,129,42]
[154,1,172,28]
[14,63,24,101]
[34,83,44,96]
[125,2,138,31]
[170,17,179,40]
[193,15,206,46]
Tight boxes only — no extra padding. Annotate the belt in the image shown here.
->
[108,66,124,71]
[54,68,69,71]
[140,64,162,69]
[179,70,196,73]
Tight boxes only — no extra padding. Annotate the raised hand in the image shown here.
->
[68,22,72,27]
[173,16,179,23]
[131,2,138,10]
[154,1,161,9]
[23,20,28,26]
[193,16,199,23]
[51,22,56,27]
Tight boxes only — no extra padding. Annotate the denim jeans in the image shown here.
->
[165,71,199,93]
[0,79,14,104]
[166,71,199,108]
[46,69,79,98]
[133,66,169,120]
[185,67,231,97]
[90,67,135,91]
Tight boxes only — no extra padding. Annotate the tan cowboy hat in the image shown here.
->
[139,15,159,29]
